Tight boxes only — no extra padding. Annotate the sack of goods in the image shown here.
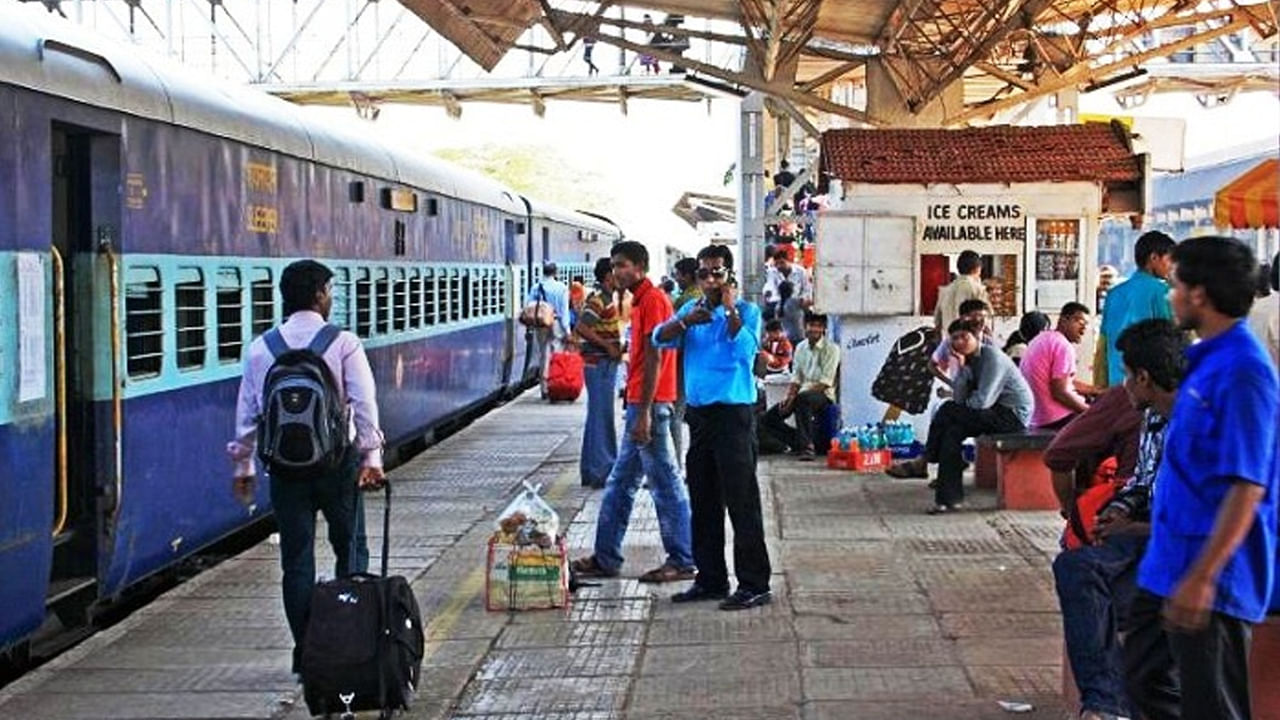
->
[301,483,425,719]
[486,482,568,611]
[519,301,554,328]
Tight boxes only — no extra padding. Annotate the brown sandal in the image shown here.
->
[570,555,619,578]
[638,564,697,584]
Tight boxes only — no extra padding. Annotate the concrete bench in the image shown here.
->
[1062,615,1280,718]
[975,431,1058,510]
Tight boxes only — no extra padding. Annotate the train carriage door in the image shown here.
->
[50,125,120,610]
[501,220,518,386]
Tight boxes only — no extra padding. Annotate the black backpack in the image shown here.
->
[255,324,350,479]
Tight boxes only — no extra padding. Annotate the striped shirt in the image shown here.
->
[577,288,622,366]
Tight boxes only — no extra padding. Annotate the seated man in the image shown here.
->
[1053,319,1186,720]
[760,313,839,461]
[1044,385,1143,515]
[889,319,1032,513]
[930,299,994,386]
[1020,302,1098,430]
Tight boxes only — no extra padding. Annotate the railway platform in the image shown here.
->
[0,393,1073,719]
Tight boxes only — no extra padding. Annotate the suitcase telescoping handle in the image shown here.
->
[380,480,391,578]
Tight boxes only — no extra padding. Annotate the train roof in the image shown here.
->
[524,198,622,238]
[0,7,525,217]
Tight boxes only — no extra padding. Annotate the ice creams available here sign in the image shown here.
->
[922,202,1026,242]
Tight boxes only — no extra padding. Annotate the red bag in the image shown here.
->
[546,351,584,402]
[1063,457,1121,550]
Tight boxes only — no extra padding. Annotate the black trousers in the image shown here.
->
[685,403,772,594]
[1124,589,1253,720]
[761,389,831,453]
[924,401,1023,506]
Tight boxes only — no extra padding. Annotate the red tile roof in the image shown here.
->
[820,123,1143,186]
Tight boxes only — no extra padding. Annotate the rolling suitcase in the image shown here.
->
[301,482,424,719]
[546,350,584,402]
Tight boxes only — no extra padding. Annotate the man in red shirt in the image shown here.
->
[571,241,695,583]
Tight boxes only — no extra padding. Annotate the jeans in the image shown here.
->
[581,359,620,488]
[686,403,772,594]
[1124,589,1254,720]
[268,452,362,672]
[1053,534,1147,717]
[924,401,1024,506]
[593,403,694,573]
[761,389,831,452]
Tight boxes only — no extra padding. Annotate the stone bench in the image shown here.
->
[975,431,1058,510]
[1062,615,1280,718]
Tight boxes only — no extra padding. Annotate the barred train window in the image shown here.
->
[175,267,207,370]
[354,268,372,338]
[215,268,242,364]
[408,269,422,328]
[449,269,462,323]
[392,269,407,332]
[496,274,507,316]
[462,270,474,319]
[423,269,436,326]
[374,268,390,335]
[330,268,351,331]
[250,268,274,338]
[125,266,163,378]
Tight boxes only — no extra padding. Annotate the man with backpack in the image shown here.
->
[227,259,386,677]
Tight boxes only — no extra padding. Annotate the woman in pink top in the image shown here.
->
[1019,302,1098,429]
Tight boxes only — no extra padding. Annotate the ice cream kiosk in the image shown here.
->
[813,123,1148,433]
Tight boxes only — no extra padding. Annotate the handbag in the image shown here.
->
[519,284,554,328]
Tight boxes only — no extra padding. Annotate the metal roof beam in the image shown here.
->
[585,27,875,124]
[948,11,1257,124]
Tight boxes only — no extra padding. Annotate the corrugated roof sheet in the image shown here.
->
[820,123,1144,185]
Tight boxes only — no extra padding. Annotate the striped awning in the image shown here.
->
[1214,158,1279,229]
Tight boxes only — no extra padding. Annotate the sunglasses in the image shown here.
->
[696,267,729,280]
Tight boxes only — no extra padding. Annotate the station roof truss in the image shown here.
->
[401,0,1280,126]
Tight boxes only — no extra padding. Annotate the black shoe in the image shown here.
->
[797,447,816,462]
[672,584,730,603]
[719,588,773,611]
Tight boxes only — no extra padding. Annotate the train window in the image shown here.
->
[423,268,437,326]
[374,268,390,335]
[215,268,242,364]
[250,268,274,338]
[354,268,372,338]
[330,267,351,331]
[125,266,163,379]
[392,268,407,332]
[408,268,422,328]
[175,267,207,370]
[450,269,462,322]
[497,273,507,315]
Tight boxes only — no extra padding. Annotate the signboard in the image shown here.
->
[921,200,1026,243]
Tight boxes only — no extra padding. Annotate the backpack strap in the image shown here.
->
[263,328,290,360]
[308,324,342,356]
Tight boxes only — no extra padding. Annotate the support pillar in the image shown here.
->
[865,57,964,128]
[738,92,767,296]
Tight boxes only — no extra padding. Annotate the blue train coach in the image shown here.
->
[0,10,621,659]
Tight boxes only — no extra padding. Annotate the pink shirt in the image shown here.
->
[1019,329,1084,429]
[227,311,385,477]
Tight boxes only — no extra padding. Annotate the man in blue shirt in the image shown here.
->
[1099,231,1175,387]
[653,244,772,610]
[1125,236,1280,720]
[526,262,571,398]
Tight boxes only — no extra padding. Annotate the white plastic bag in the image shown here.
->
[493,481,560,546]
